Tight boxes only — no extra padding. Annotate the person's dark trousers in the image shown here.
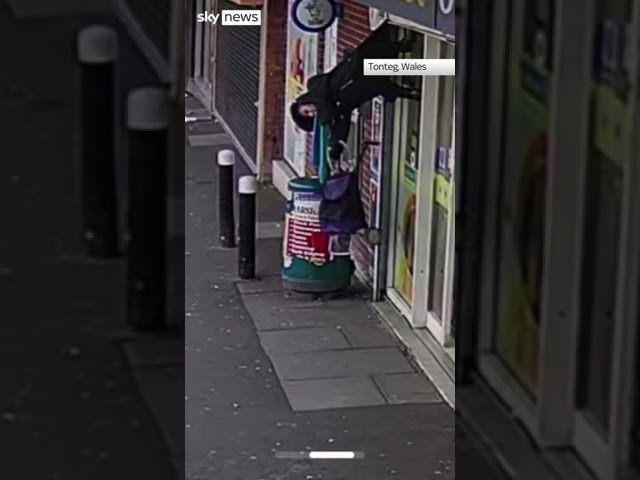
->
[344,25,417,80]
[354,23,415,60]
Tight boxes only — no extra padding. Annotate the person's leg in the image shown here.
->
[354,23,416,60]
[364,38,416,59]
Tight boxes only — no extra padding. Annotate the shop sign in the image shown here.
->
[438,0,453,14]
[324,20,338,69]
[291,0,337,33]
[435,0,455,37]
[358,0,455,36]
[356,0,435,29]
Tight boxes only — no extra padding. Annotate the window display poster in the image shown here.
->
[370,97,384,181]
[393,100,421,306]
[324,20,338,70]
[494,86,548,395]
[284,21,318,176]
[283,191,329,267]
[395,191,417,304]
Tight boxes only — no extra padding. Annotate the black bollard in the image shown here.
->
[125,87,169,331]
[77,25,119,257]
[217,149,236,248]
[238,176,257,279]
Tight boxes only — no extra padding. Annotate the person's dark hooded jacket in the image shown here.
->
[290,23,407,160]
[290,69,361,160]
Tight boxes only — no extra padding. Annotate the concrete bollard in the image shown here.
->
[125,87,170,331]
[217,149,236,248]
[77,25,119,257]
[238,175,257,279]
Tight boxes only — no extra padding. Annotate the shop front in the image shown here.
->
[360,1,456,356]
[471,0,640,478]
[383,24,455,351]
[278,0,456,354]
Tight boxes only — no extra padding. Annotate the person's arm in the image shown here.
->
[327,114,351,160]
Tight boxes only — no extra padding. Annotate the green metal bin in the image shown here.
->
[282,177,354,293]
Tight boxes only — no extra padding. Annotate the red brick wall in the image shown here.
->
[259,0,288,182]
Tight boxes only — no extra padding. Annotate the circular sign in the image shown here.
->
[439,0,454,15]
[291,0,337,33]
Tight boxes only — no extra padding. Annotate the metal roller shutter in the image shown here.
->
[123,0,171,59]
[214,0,261,162]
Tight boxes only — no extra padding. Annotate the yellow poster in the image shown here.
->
[495,54,549,394]
[395,158,417,303]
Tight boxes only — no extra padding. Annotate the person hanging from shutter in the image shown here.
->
[289,23,421,162]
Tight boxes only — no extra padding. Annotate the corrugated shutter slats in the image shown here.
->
[214,0,261,162]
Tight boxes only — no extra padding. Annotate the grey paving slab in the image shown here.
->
[236,274,285,295]
[185,119,222,134]
[187,133,232,147]
[242,291,378,331]
[281,376,387,411]
[258,327,350,354]
[257,221,284,239]
[373,373,443,405]
[185,95,204,109]
[256,188,287,223]
[257,238,285,276]
[122,338,184,368]
[341,324,399,349]
[373,302,455,407]
[270,347,414,380]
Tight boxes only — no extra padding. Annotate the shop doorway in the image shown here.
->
[386,29,425,316]
[477,1,640,478]
[385,26,456,349]
[425,41,455,347]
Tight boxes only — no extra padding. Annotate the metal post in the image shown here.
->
[238,176,257,279]
[217,149,236,248]
[125,87,170,331]
[77,25,119,257]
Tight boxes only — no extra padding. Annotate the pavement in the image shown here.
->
[185,96,462,479]
[0,3,180,479]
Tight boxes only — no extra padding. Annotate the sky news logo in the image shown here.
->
[197,10,261,25]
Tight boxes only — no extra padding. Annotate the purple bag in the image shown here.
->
[319,171,367,235]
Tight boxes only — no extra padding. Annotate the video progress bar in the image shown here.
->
[275,451,365,460]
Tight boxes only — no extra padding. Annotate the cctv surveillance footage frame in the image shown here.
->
[0,1,638,480]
